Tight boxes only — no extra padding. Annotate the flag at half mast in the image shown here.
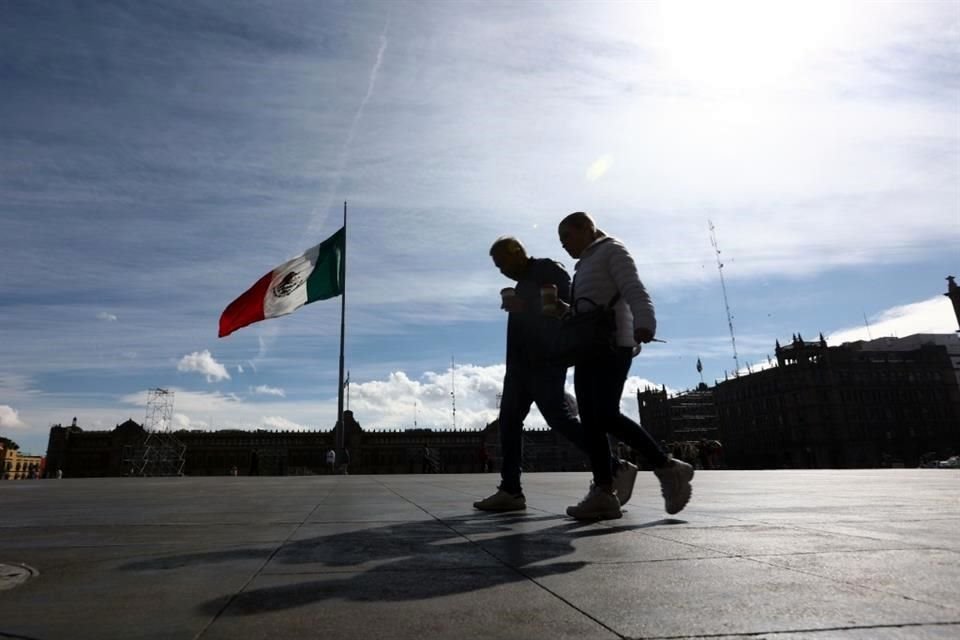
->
[218,227,345,338]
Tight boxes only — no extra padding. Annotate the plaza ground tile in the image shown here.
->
[794,518,960,552]
[451,514,725,567]
[0,522,299,549]
[643,523,925,556]
[759,548,960,611]
[712,622,960,639]
[201,568,619,640]
[261,520,504,574]
[0,542,276,640]
[530,555,958,639]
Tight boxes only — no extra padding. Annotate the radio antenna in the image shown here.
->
[709,220,741,374]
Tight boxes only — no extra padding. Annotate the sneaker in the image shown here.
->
[653,456,694,515]
[566,483,622,520]
[474,489,526,511]
[612,459,638,506]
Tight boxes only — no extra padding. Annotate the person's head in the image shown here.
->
[558,211,602,259]
[489,236,529,280]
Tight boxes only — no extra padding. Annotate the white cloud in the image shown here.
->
[348,365,670,431]
[828,296,958,345]
[96,311,118,322]
[172,412,208,430]
[176,350,231,382]
[261,416,308,431]
[237,364,244,374]
[348,364,506,430]
[0,405,27,429]
[252,385,286,397]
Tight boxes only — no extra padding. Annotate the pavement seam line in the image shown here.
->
[375,478,630,639]
[192,480,341,640]
[737,553,960,612]
[632,619,960,639]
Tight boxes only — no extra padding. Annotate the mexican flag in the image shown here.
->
[219,227,345,338]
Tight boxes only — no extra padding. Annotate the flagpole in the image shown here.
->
[336,201,347,455]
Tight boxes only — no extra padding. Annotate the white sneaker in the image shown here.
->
[612,459,638,506]
[566,483,622,520]
[653,457,694,515]
[474,489,526,511]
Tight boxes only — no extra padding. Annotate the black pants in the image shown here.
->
[498,364,588,494]
[575,347,668,486]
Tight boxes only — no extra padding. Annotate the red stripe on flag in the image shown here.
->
[218,271,273,337]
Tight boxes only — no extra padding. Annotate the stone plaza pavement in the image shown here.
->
[1,470,958,640]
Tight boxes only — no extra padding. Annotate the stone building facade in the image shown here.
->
[45,410,589,478]
[714,335,960,468]
[632,334,960,469]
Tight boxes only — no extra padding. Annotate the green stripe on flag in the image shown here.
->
[306,226,345,302]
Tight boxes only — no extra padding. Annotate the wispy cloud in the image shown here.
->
[252,384,285,397]
[176,350,231,382]
[96,312,118,322]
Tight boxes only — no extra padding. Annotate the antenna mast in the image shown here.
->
[862,311,874,341]
[709,220,740,374]
[450,356,457,429]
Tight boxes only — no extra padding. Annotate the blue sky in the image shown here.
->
[2,0,958,455]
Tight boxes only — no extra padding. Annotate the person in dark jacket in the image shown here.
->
[473,236,638,511]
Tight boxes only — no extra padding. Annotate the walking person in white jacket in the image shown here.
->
[557,211,694,520]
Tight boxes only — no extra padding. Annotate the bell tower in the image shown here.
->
[945,276,960,332]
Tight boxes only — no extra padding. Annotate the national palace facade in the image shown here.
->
[44,411,591,478]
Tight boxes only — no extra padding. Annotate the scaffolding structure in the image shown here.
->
[135,388,186,477]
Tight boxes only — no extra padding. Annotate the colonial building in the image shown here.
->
[715,334,960,469]
[638,383,719,444]
[632,333,960,469]
[1,446,45,480]
[45,410,589,478]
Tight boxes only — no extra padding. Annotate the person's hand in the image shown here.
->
[501,296,526,313]
[634,327,655,344]
[542,299,569,318]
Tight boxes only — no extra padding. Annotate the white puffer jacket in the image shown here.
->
[571,235,656,348]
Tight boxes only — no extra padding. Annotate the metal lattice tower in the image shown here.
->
[137,388,186,477]
[450,356,457,430]
[709,221,741,375]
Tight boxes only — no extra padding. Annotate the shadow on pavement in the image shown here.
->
[119,512,675,616]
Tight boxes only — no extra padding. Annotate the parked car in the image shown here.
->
[937,456,960,469]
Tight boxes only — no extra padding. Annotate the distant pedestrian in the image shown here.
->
[56,468,63,480]
[326,449,336,474]
[341,448,351,475]
[557,211,694,520]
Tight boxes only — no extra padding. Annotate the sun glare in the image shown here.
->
[657,0,853,90]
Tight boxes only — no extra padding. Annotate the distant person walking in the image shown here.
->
[326,449,336,474]
[473,236,637,512]
[556,212,694,520]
